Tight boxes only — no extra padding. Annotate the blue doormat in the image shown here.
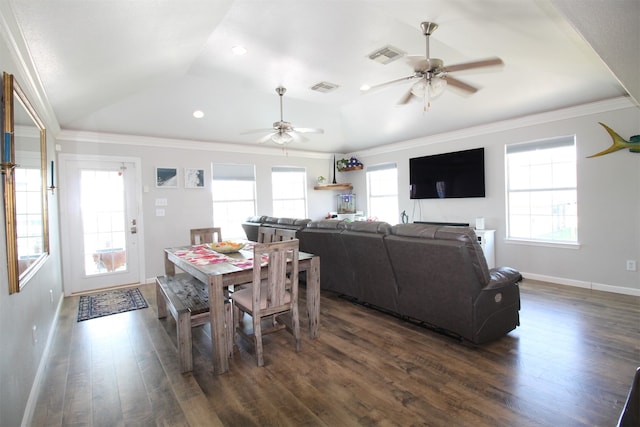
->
[77,287,148,322]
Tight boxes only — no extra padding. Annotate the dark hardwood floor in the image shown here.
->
[31,279,639,426]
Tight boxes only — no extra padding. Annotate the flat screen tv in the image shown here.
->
[409,147,485,199]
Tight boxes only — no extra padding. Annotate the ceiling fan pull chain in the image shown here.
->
[423,89,430,113]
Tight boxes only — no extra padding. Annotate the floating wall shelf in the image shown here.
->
[338,166,363,172]
[313,183,353,191]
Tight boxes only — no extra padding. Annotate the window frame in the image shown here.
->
[505,136,579,247]
[211,163,257,239]
[271,166,308,219]
[366,163,398,224]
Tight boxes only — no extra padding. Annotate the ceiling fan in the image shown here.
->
[242,86,324,144]
[363,22,503,106]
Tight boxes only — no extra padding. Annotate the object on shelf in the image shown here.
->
[337,156,363,171]
[327,210,365,222]
[317,175,327,185]
[337,193,356,213]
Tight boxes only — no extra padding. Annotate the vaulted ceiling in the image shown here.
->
[4,0,637,154]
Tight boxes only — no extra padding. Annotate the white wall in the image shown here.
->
[0,7,64,426]
[354,98,640,294]
[56,134,342,281]
[1,3,637,423]
[57,97,640,296]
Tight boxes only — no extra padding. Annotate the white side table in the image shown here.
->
[475,229,495,269]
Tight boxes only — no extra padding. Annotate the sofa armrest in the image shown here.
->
[485,267,522,290]
[473,266,521,343]
[245,215,265,224]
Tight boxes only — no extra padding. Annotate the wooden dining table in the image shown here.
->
[164,243,320,374]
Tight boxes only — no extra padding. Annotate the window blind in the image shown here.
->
[506,136,575,154]
[367,162,396,172]
[212,164,255,181]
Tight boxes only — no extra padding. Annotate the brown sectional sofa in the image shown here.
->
[298,219,522,344]
[241,215,312,242]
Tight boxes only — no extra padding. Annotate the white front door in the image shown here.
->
[60,155,144,295]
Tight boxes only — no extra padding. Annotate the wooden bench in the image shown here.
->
[156,273,233,373]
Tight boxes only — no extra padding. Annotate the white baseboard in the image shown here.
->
[21,294,65,427]
[522,272,640,297]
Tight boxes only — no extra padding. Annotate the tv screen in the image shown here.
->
[409,148,485,199]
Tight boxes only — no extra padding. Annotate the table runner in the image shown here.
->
[174,244,268,269]
[173,245,231,265]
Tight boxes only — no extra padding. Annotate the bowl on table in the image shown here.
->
[207,241,246,254]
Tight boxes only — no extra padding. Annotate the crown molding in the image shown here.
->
[57,96,635,160]
[354,96,637,157]
[56,130,334,160]
[0,3,60,135]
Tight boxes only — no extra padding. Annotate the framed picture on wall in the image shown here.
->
[185,168,205,188]
[156,167,178,188]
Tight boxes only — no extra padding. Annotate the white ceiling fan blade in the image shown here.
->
[258,133,276,143]
[241,128,276,135]
[397,87,416,105]
[363,75,418,92]
[442,57,503,73]
[290,132,309,143]
[293,127,324,134]
[445,75,479,94]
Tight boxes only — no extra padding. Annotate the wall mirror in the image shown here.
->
[2,72,49,294]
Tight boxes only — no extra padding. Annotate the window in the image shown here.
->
[212,164,256,239]
[272,166,307,218]
[366,163,398,224]
[15,167,45,262]
[505,136,578,243]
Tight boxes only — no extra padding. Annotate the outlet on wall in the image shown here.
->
[626,260,637,271]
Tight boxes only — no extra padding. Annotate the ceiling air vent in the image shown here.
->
[367,45,406,65]
[310,81,340,93]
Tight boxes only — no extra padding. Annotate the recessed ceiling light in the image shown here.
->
[193,110,204,119]
[360,84,371,92]
[231,45,247,55]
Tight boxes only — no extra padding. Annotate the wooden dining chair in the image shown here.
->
[274,228,297,241]
[234,226,276,296]
[190,227,222,245]
[274,228,299,283]
[256,226,276,243]
[232,239,301,367]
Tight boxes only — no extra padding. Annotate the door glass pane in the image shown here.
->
[81,170,127,275]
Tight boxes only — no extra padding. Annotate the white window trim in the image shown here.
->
[271,166,307,218]
[366,162,398,224]
[505,135,578,247]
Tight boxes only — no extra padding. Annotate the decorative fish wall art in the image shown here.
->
[588,122,640,158]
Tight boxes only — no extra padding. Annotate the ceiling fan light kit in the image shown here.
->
[410,76,447,99]
[271,132,293,145]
